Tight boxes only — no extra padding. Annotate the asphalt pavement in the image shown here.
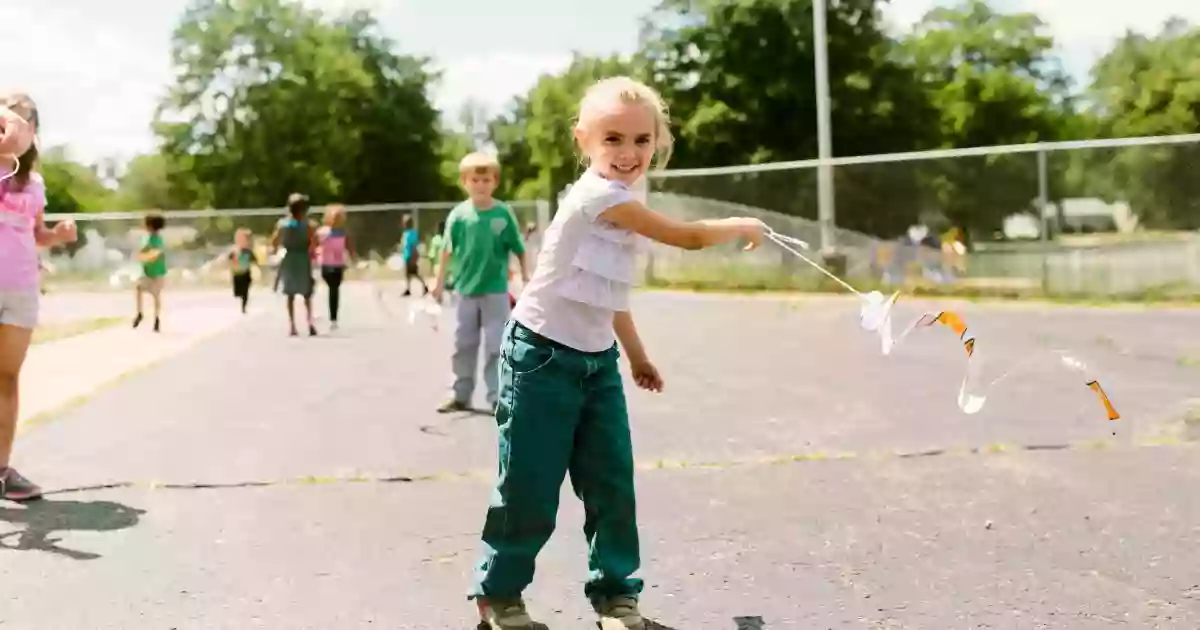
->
[3,286,1198,629]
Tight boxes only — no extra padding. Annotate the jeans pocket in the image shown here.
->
[506,336,556,375]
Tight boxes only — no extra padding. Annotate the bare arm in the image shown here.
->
[345,231,357,265]
[32,212,57,247]
[600,201,762,251]
[434,246,451,288]
[613,310,649,365]
[516,251,530,283]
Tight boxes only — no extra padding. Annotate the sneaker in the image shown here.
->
[477,598,548,630]
[0,467,43,502]
[132,313,143,329]
[594,596,646,630]
[437,399,471,413]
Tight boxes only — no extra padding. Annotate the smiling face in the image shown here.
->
[574,100,658,186]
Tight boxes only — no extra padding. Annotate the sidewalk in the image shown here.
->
[18,304,256,427]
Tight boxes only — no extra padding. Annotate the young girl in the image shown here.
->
[316,204,354,330]
[271,193,318,337]
[0,93,77,502]
[226,228,260,313]
[133,212,167,332]
[467,77,764,630]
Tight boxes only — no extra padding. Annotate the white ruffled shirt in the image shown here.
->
[511,169,650,352]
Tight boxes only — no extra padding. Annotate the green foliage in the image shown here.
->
[153,0,447,212]
[1082,17,1200,229]
[38,147,114,214]
[488,54,632,211]
[38,0,1200,242]
[893,0,1084,239]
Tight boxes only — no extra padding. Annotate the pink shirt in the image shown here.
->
[0,170,45,290]
[317,226,347,267]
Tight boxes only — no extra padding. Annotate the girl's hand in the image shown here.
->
[730,217,766,251]
[52,220,77,244]
[631,359,664,393]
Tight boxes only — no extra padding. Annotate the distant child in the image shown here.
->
[0,92,77,502]
[316,204,354,330]
[400,213,428,296]
[466,77,764,630]
[431,152,528,414]
[271,193,318,337]
[226,227,260,314]
[133,212,167,332]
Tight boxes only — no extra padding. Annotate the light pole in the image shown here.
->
[813,0,838,263]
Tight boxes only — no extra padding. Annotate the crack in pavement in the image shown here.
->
[40,439,1197,497]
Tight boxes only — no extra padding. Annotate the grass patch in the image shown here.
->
[31,316,123,345]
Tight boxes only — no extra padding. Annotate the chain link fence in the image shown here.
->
[645,134,1200,297]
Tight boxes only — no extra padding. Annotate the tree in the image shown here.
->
[899,0,1083,239]
[37,147,115,254]
[1085,17,1200,229]
[487,96,541,202]
[490,54,633,212]
[112,153,199,211]
[637,0,941,238]
[39,147,115,214]
[154,0,447,217]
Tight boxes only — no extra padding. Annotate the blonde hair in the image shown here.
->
[575,76,673,170]
[324,204,347,227]
[234,227,252,246]
[458,152,501,178]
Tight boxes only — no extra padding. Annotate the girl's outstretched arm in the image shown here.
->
[600,201,763,251]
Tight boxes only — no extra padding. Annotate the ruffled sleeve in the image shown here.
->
[554,173,651,311]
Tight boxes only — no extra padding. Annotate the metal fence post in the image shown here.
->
[1037,147,1050,294]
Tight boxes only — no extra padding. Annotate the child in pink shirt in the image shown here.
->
[0,94,77,502]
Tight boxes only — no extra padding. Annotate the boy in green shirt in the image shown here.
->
[432,153,528,413]
[133,212,167,332]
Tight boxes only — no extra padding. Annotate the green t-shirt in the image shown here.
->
[142,232,167,278]
[444,200,525,297]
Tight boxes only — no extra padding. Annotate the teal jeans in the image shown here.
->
[469,320,644,606]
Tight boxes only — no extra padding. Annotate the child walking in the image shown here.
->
[133,212,167,332]
[271,193,318,337]
[316,204,354,330]
[431,153,528,414]
[466,77,764,630]
[400,213,428,296]
[227,227,260,314]
[0,93,77,501]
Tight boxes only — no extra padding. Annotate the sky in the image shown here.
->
[3,0,1200,167]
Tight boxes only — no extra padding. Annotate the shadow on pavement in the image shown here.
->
[0,499,145,561]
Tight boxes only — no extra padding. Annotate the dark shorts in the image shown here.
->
[404,255,419,276]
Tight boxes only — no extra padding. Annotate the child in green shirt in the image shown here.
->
[432,153,528,413]
[133,212,167,332]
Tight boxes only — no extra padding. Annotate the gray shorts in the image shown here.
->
[0,288,39,329]
[137,276,165,297]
